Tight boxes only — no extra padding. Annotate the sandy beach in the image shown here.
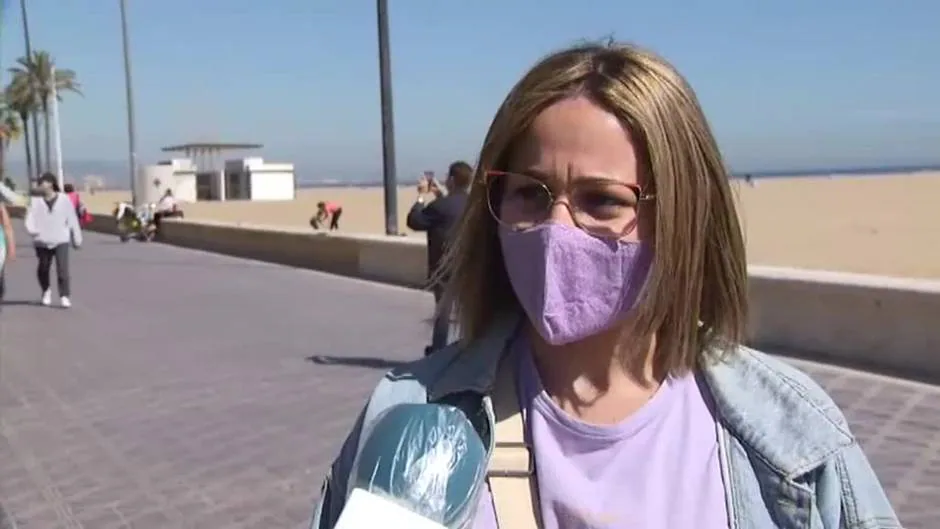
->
[80,171,940,279]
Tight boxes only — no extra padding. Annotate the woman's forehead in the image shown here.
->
[508,97,639,185]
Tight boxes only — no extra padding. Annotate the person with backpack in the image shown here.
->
[63,183,92,228]
[25,173,83,308]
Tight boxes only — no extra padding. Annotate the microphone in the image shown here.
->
[334,403,487,529]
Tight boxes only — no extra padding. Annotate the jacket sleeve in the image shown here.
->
[836,442,901,528]
[813,438,901,528]
[406,200,440,232]
[24,200,36,235]
[65,199,84,246]
[308,408,367,529]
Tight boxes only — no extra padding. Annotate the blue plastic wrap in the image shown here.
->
[348,403,487,529]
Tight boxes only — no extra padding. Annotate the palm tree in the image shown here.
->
[4,83,36,183]
[8,51,81,175]
[0,99,23,185]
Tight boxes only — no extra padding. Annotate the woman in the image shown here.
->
[63,183,92,228]
[0,200,15,307]
[309,42,899,528]
[25,173,83,308]
[310,201,343,231]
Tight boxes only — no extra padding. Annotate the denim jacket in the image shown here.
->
[309,312,901,528]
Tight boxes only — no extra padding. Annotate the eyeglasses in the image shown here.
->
[484,170,655,239]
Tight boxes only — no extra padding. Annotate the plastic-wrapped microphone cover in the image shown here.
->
[348,403,487,529]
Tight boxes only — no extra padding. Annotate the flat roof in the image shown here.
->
[161,142,263,152]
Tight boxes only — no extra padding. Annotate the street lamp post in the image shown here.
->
[49,66,64,190]
[376,0,398,236]
[19,0,42,178]
[119,0,139,205]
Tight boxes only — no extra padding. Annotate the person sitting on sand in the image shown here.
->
[310,201,342,231]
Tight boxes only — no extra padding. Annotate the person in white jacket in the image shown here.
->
[24,173,83,308]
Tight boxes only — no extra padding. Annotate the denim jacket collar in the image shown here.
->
[428,311,853,479]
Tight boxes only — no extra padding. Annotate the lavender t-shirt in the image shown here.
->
[472,340,729,528]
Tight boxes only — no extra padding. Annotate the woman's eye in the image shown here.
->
[582,192,630,208]
[510,185,545,201]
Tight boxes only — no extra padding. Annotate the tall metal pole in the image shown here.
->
[119,0,139,205]
[20,0,42,178]
[376,0,398,236]
[49,66,64,190]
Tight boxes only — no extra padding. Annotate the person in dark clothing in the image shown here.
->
[406,161,472,355]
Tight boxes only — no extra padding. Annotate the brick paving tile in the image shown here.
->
[1,224,937,528]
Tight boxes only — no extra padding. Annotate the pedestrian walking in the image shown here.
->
[24,173,83,308]
[64,183,93,228]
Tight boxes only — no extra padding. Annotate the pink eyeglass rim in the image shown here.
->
[482,169,655,201]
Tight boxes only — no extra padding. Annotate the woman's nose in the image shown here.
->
[547,198,577,226]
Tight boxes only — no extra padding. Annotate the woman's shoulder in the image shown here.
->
[708,346,848,420]
[712,348,901,527]
[366,343,465,416]
[705,346,858,473]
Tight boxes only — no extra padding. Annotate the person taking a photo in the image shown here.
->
[406,161,472,354]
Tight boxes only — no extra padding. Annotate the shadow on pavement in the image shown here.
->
[0,503,17,529]
[306,355,406,370]
[0,299,42,307]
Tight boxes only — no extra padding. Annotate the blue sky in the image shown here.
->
[3,0,939,182]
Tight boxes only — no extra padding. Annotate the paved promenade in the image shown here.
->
[0,224,937,528]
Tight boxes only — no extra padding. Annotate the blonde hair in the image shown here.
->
[440,41,748,375]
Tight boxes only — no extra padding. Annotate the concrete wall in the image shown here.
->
[158,219,940,381]
[159,219,369,281]
[7,207,938,381]
[747,266,940,381]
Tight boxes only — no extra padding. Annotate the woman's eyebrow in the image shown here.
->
[518,168,554,181]
[516,169,631,187]
[577,175,623,184]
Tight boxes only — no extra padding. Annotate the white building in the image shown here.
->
[137,157,296,203]
[219,157,296,201]
[137,158,197,204]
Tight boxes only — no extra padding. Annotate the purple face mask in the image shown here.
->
[499,223,652,345]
